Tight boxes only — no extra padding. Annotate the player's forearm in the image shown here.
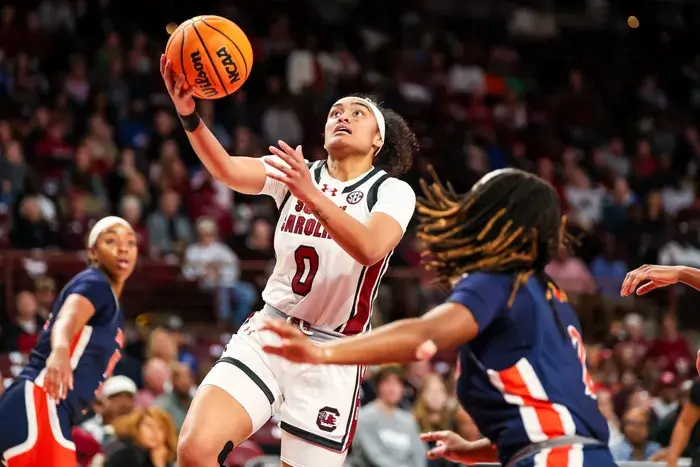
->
[679,266,700,291]
[667,419,692,462]
[321,318,430,365]
[305,190,381,266]
[453,439,498,464]
[51,315,79,351]
[185,123,266,195]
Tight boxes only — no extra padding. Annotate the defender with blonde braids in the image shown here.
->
[261,168,616,467]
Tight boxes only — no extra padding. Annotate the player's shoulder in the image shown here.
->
[373,175,415,205]
[452,272,513,292]
[64,267,115,304]
[68,267,111,287]
[378,176,414,194]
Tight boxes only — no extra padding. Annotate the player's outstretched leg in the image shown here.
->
[177,385,253,467]
[178,330,282,467]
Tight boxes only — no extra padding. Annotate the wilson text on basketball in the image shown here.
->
[190,50,218,98]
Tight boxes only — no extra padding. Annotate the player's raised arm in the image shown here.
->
[621,264,700,296]
[45,294,96,401]
[160,55,268,195]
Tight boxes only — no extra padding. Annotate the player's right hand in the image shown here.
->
[44,347,74,401]
[160,54,195,115]
[621,264,682,296]
[259,320,324,364]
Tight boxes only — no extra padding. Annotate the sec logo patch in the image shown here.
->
[346,191,364,205]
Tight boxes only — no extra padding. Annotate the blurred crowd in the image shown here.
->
[3,0,700,465]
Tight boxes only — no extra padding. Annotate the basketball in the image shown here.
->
[164,15,253,100]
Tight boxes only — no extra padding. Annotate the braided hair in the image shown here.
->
[417,167,573,306]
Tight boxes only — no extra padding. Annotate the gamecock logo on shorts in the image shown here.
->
[346,191,364,205]
[316,406,340,432]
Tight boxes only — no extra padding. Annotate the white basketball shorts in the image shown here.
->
[200,308,364,467]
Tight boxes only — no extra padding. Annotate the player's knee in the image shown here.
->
[177,432,212,467]
[177,436,205,467]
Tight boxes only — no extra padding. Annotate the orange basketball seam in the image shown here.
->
[200,17,250,77]
[179,27,193,91]
[191,19,228,97]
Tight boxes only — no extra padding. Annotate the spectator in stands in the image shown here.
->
[544,245,596,294]
[0,139,27,201]
[610,407,665,461]
[646,313,693,377]
[10,195,56,249]
[58,192,97,250]
[350,365,427,467]
[154,363,194,434]
[0,290,43,353]
[413,374,459,432]
[616,314,650,367]
[659,221,700,268]
[403,360,432,407]
[601,178,634,235]
[146,327,178,365]
[146,189,192,260]
[81,375,137,445]
[233,217,275,262]
[104,406,177,467]
[598,388,624,446]
[182,217,256,329]
[119,194,149,253]
[589,233,628,299]
[412,374,469,467]
[651,372,681,420]
[61,142,108,214]
[72,427,104,467]
[33,275,55,321]
[134,358,172,409]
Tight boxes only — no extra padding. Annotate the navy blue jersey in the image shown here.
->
[18,267,124,420]
[449,273,608,465]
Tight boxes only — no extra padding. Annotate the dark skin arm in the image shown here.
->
[420,432,498,464]
[260,302,479,365]
[44,294,96,400]
[666,400,700,467]
[621,265,700,296]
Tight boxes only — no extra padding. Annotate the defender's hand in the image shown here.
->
[420,431,497,464]
[260,319,325,364]
[160,54,195,115]
[44,347,74,401]
[621,264,682,296]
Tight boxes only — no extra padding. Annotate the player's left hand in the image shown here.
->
[259,319,324,364]
[264,141,316,204]
[44,347,74,402]
[420,432,498,464]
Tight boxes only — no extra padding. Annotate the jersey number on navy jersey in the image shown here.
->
[292,246,320,296]
[568,325,596,398]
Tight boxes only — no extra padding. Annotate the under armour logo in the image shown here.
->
[321,184,338,196]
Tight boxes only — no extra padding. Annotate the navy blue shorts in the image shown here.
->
[0,379,76,467]
[510,444,616,467]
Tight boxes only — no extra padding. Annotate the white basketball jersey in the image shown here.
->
[260,159,414,334]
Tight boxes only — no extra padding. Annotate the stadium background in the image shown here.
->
[1,0,700,465]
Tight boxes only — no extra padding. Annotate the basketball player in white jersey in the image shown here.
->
[159,55,418,467]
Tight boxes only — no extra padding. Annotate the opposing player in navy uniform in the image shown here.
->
[0,217,137,467]
[261,168,617,467]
